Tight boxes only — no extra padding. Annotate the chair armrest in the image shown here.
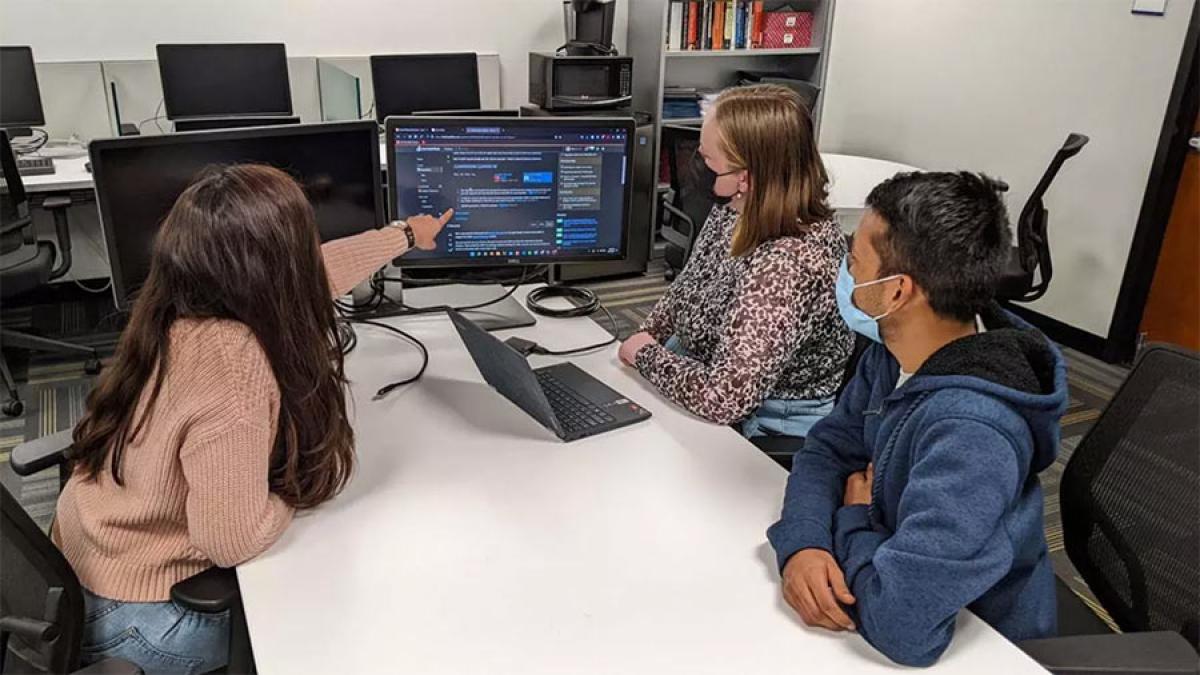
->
[10,429,73,477]
[74,658,144,674]
[170,566,240,614]
[660,201,696,248]
[1018,631,1199,674]
[41,194,73,280]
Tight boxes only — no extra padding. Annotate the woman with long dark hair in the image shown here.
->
[54,164,449,673]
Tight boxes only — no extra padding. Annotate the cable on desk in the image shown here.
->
[519,285,621,356]
[394,265,547,315]
[344,318,430,400]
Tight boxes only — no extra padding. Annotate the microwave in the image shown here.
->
[529,52,633,111]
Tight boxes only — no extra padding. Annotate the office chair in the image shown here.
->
[1018,343,1200,675]
[995,132,1089,303]
[1,130,101,418]
[0,482,143,674]
[7,430,258,674]
[658,124,713,281]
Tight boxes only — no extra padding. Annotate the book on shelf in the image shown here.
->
[667,1,684,50]
[750,1,765,48]
[723,0,734,49]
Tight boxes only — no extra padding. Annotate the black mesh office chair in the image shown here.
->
[658,124,713,281]
[995,133,1089,303]
[6,431,257,674]
[1,481,142,674]
[1,130,101,417]
[1019,343,1200,675]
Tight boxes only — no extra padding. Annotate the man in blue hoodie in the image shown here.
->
[767,171,1068,667]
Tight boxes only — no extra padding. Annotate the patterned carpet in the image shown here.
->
[2,260,1128,628]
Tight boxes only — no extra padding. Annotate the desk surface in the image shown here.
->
[22,155,93,193]
[236,288,1046,674]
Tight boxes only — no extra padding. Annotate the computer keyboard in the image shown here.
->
[16,156,55,176]
[537,370,615,434]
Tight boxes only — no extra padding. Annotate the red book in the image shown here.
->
[712,0,725,50]
[687,1,700,49]
[751,1,765,48]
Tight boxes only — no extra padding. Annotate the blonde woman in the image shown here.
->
[619,84,853,438]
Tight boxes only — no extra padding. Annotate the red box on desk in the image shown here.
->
[761,10,813,49]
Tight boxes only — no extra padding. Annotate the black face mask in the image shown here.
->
[690,151,737,206]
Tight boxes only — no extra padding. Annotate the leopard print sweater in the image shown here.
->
[634,205,854,425]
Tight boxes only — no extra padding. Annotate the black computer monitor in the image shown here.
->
[412,109,520,118]
[157,43,293,120]
[385,116,635,268]
[0,46,46,132]
[90,121,382,306]
[370,53,480,121]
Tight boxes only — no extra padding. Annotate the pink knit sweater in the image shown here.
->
[53,227,409,602]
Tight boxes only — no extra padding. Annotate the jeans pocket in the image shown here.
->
[82,628,205,675]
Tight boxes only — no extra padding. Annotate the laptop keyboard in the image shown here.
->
[536,370,615,434]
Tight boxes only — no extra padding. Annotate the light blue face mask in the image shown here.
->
[835,257,902,344]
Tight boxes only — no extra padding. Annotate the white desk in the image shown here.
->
[22,155,94,194]
[236,289,1047,674]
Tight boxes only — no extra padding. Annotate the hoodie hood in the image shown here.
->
[896,303,1068,473]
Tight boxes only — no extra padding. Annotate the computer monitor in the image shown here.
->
[412,109,521,118]
[173,116,301,132]
[157,43,293,120]
[90,121,382,307]
[370,53,480,121]
[0,46,46,132]
[386,116,635,268]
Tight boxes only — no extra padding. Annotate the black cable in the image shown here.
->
[520,285,620,355]
[396,265,547,315]
[12,129,49,155]
[346,318,430,400]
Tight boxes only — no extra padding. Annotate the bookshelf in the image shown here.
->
[627,0,836,239]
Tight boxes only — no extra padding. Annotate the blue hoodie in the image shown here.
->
[767,305,1067,667]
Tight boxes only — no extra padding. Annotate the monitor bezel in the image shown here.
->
[157,43,294,120]
[384,114,636,269]
[89,120,383,308]
[0,46,47,129]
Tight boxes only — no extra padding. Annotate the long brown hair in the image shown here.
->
[72,164,354,510]
[712,84,833,257]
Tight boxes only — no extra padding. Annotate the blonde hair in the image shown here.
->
[712,84,832,257]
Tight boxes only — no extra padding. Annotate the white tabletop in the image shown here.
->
[236,288,1046,674]
[21,155,94,193]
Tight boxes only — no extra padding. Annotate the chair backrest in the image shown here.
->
[660,123,714,234]
[0,482,84,674]
[0,130,33,256]
[1010,132,1089,302]
[1060,343,1200,649]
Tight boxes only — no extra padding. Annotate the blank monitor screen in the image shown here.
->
[157,43,293,119]
[90,121,382,306]
[371,53,480,121]
[387,116,634,268]
[0,46,45,128]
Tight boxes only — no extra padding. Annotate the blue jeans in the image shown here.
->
[662,336,834,439]
[81,589,229,675]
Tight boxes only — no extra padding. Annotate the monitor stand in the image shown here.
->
[377,283,537,331]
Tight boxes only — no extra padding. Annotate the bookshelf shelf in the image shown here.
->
[664,47,821,58]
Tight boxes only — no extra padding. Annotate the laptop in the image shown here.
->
[447,310,651,441]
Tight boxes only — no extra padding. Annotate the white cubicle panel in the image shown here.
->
[100,60,168,136]
[317,52,502,121]
[287,57,321,123]
[34,61,112,143]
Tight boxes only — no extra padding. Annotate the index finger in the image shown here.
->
[438,208,455,225]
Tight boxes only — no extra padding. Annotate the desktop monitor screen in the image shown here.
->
[371,53,480,121]
[90,121,382,306]
[0,46,46,128]
[157,43,293,120]
[386,116,634,268]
